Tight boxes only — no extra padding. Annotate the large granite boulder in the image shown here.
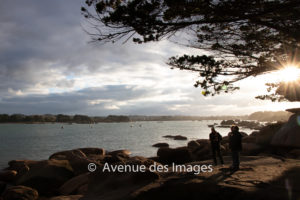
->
[16,160,74,196]
[106,150,131,157]
[48,195,83,200]
[81,169,159,200]
[157,147,193,164]
[242,143,263,156]
[271,114,300,148]
[0,170,17,182]
[187,140,200,151]
[49,149,87,161]
[192,140,211,161]
[49,149,97,175]
[0,181,6,195]
[288,149,300,159]
[77,148,105,156]
[124,156,157,168]
[2,186,38,200]
[59,173,89,195]
[255,122,284,146]
[7,160,32,178]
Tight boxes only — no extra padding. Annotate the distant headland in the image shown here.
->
[0,111,291,123]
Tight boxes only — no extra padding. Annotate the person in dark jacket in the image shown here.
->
[209,127,224,165]
[228,125,243,171]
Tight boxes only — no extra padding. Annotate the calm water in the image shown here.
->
[0,121,252,169]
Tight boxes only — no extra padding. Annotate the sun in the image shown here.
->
[277,65,300,82]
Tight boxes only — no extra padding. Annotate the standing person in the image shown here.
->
[209,127,224,165]
[228,125,242,171]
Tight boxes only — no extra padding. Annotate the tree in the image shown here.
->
[82,0,300,100]
[56,114,72,123]
[73,114,93,123]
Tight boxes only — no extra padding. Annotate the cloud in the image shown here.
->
[1,0,299,116]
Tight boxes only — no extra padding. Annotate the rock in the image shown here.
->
[187,140,200,151]
[59,173,89,195]
[0,170,17,182]
[173,135,187,140]
[157,147,192,164]
[16,160,74,196]
[107,150,131,157]
[0,181,7,195]
[81,169,159,200]
[192,141,211,161]
[238,121,261,129]
[162,135,187,140]
[195,139,210,146]
[48,195,83,200]
[242,143,263,156]
[271,114,300,148]
[220,120,235,126]
[78,148,105,156]
[103,150,132,164]
[131,157,300,200]
[163,135,174,138]
[7,160,31,178]
[125,156,158,168]
[288,149,300,159]
[76,184,88,195]
[50,149,96,175]
[49,149,87,161]
[240,132,248,137]
[286,107,300,114]
[103,155,127,164]
[256,122,284,146]
[242,135,256,143]
[152,143,169,148]
[2,186,38,200]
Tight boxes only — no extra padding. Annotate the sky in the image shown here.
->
[0,0,299,116]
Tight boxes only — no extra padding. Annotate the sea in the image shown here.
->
[0,121,253,169]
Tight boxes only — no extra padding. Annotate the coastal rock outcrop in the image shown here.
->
[163,135,187,140]
[219,120,261,129]
[48,195,83,200]
[0,170,17,182]
[15,160,74,196]
[152,143,169,148]
[59,173,89,195]
[157,147,192,164]
[187,140,200,151]
[271,113,300,148]
[49,149,99,175]
[241,143,263,156]
[2,185,38,200]
[81,169,159,200]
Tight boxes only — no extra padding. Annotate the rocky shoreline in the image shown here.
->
[1,116,300,200]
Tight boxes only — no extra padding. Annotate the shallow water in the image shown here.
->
[0,121,252,169]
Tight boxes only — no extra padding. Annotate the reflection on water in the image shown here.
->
[0,121,252,168]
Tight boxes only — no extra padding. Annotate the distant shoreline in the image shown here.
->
[0,111,291,123]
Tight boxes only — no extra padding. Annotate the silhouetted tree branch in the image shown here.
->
[82,0,300,100]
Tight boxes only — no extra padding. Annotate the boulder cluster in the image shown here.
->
[1,112,300,200]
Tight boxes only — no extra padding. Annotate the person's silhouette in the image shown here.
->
[209,127,224,165]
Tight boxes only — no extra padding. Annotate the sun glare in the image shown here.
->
[277,65,300,82]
